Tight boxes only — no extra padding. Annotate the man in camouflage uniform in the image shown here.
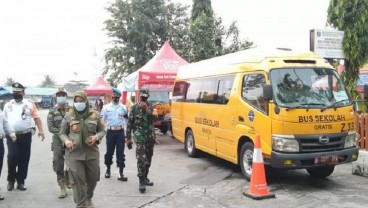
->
[126,87,157,193]
[47,88,71,198]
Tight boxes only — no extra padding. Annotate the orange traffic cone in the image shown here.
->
[243,134,275,200]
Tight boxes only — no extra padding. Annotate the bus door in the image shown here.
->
[212,75,237,161]
[185,79,216,154]
[240,73,272,151]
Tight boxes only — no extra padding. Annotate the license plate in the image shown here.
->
[154,121,161,126]
[315,155,338,166]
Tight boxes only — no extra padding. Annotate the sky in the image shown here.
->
[0,0,331,87]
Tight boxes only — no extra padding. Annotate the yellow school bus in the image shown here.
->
[171,48,359,180]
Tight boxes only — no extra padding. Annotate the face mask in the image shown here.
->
[74,102,86,111]
[57,96,67,104]
[13,93,23,101]
[112,97,120,102]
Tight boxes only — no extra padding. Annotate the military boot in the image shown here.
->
[117,167,128,181]
[144,174,153,186]
[57,180,67,198]
[139,177,146,193]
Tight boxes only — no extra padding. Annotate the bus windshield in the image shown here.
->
[148,92,169,105]
[270,68,351,108]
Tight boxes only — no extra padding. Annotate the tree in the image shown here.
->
[165,2,191,61]
[3,77,16,86]
[222,22,253,54]
[103,0,190,85]
[40,75,56,88]
[189,0,252,62]
[103,0,252,84]
[189,0,217,62]
[191,0,213,20]
[189,13,218,61]
[327,0,368,101]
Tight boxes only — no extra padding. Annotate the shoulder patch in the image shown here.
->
[90,112,97,119]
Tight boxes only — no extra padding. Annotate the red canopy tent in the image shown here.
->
[84,76,112,96]
[122,41,188,93]
[121,41,188,104]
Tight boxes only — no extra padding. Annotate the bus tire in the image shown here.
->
[185,130,198,157]
[239,142,254,181]
[306,166,335,178]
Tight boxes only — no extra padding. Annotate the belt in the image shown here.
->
[15,129,32,135]
[108,126,124,131]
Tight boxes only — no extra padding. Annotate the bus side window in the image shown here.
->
[217,75,234,105]
[186,80,202,103]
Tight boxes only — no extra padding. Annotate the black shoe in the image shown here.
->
[105,169,111,178]
[0,194,4,200]
[7,182,14,191]
[139,177,146,193]
[118,173,128,181]
[17,184,27,191]
[144,177,154,186]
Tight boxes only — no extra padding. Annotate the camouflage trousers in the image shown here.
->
[136,140,154,177]
[52,136,69,182]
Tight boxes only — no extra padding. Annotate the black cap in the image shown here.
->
[12,82,26,92]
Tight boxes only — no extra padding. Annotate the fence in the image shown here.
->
[356,113,368,150]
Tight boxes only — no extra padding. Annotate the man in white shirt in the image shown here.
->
[3,82,45,191]
[0,109,16,200]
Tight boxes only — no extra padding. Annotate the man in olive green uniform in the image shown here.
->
[126,87,157,193]
[47,88,71,198]
[59,91,106,208]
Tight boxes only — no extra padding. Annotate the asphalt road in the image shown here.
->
[1,109,368,208]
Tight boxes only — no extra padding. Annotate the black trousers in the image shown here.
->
[7,132,32,184]
[0,138,4,177]
[104,129,126,168]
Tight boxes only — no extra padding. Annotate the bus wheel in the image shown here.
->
[306,166,335,178]
[185,130,198,157]
[239,142,254,181]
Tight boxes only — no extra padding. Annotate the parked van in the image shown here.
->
[171,48,359,180]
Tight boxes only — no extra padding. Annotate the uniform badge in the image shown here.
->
[90,113,97,119]
[72,124,80,131]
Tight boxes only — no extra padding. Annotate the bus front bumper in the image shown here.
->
[268,147,359,169]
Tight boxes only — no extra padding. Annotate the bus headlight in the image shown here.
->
[272,135,299,152]
[344,133,356,148]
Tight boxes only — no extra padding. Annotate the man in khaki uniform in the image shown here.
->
[47,88,71,198]
[59,91,105,208]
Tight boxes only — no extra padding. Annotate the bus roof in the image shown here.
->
[177,47,332,80]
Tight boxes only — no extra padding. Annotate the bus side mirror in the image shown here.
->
[263,84,273,101]
[364,84,368,100]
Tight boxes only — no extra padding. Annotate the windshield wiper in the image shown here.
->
[321,99,350,112]
[285,106,306,111]
[285,103,325,111]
